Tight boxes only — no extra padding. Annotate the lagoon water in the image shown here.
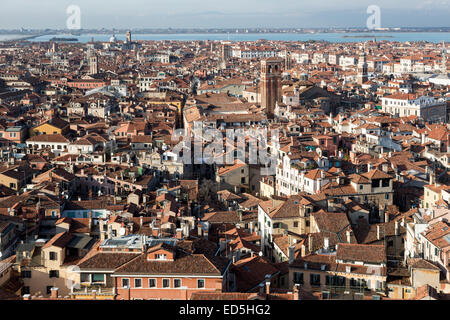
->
[0,34,30,41]
[1,32,449,43]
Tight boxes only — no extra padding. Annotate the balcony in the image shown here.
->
[71,285,115,300]
[312,284,386,297]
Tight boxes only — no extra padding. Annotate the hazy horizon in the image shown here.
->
[0,0,449,29]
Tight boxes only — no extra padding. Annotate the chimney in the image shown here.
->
[367,163,372,172]
[293,284,300,300]
[197,221,204,237]
[237,210,243,222]
[176,228,183,239]
[430,173,436,186]
[259,283,265,296]
[308,234,313,253]
[395,221,399,236]
[88,211,93,230]
[99,218,105,240]
[140,215,143,226]
[324,237,329,250]
[377,225,381,240]
[50,287,59,299]
[265,274,271,294]
[266,280,270,294]
[385,210,389,223]
[91,290,97,300]
[346,230,352,243]
[288,245,295,264]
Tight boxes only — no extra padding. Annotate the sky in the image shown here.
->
[0,0,449,29]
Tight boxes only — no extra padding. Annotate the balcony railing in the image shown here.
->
[310,284,386,296]
[71,285,115,296]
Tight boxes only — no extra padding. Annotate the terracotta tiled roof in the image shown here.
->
[26,134,69,143]
[114,250,224,276]
[77,252,140,270]
[361,169,392,180]
[336,243,386,264]
[42,232,73,249]
[230,255,280,292]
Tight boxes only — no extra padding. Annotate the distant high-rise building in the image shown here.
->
[126,31,132,43]
[260,57,282,118]
[89,54,98,75]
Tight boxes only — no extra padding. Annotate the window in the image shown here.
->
[21,270,32,278]
[134,278,142,288]
[80,273,89,283]
[46,286,53,295]
[197,279,205,288]
[49,270,59,278]
[92,273,105,283]
[122,278,130,288]
[294,272,304,284]
[49,252,57,260]
[22,286,30,295]
[174,279,181,288]
[163,279,170,288]
[336,276,346,286]
[149,279,156,288]
[310,274,321,286]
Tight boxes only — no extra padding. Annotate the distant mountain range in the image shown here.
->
[0,27,449,35]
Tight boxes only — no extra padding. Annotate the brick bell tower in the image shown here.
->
[261,57,283,118]
[357,45,368,85]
